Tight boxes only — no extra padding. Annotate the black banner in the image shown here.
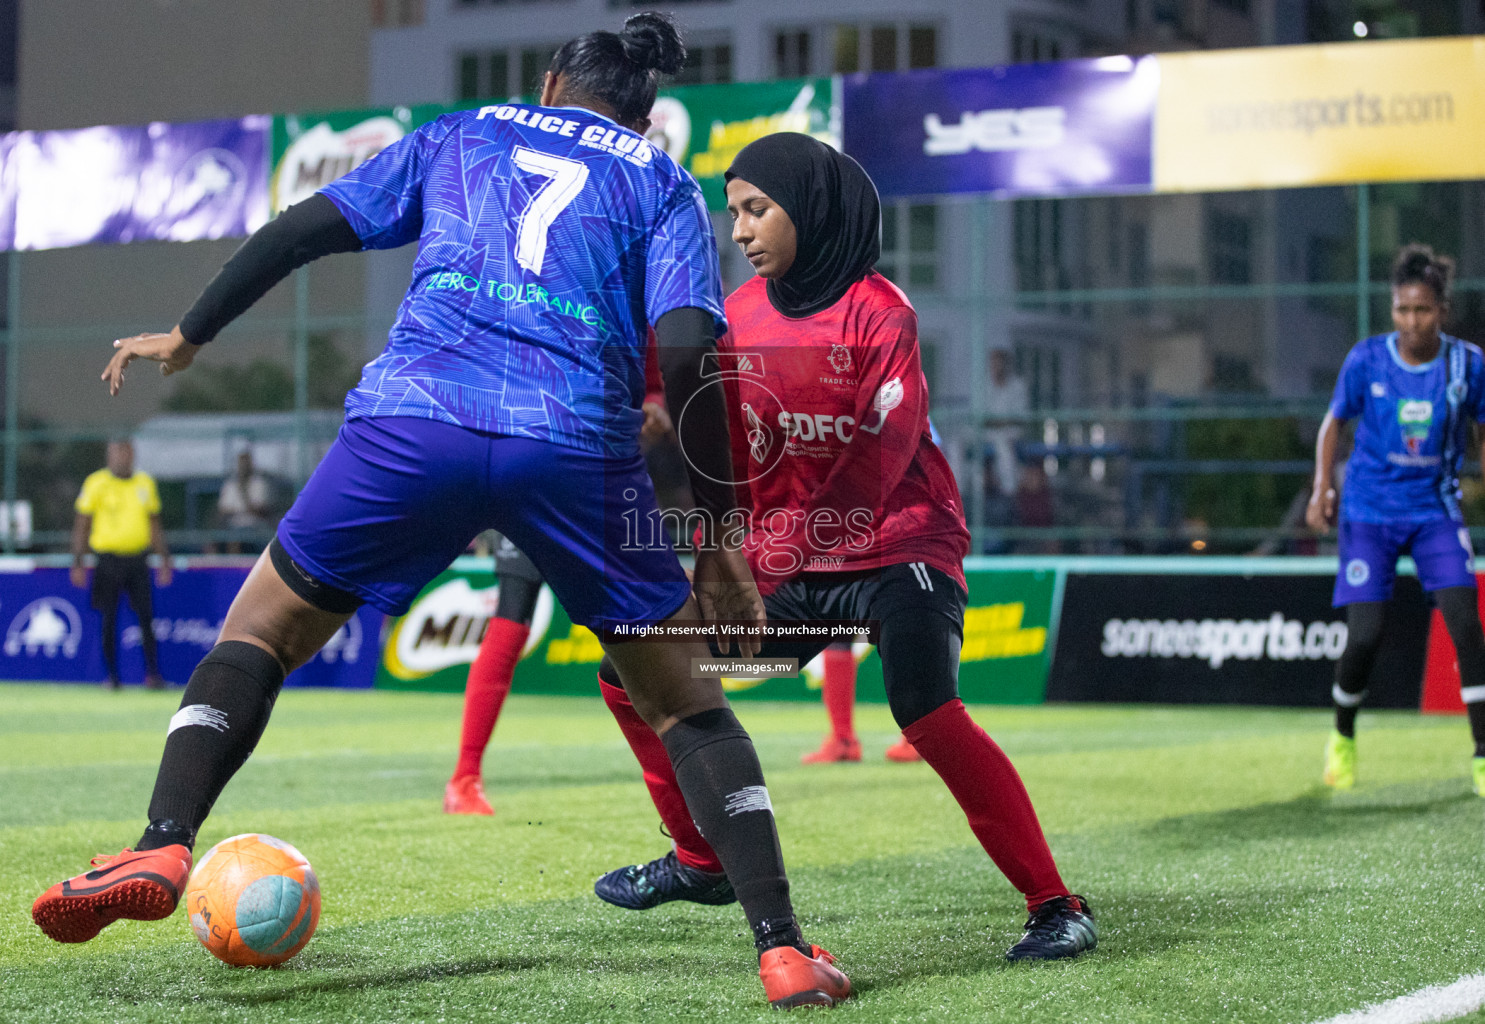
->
[1048,572,1427,707]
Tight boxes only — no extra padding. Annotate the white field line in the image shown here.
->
[1311,974,1485,1024]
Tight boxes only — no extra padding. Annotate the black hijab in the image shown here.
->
[725,133,881,319]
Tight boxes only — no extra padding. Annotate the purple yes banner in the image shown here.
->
[0,116,270,251]
[842,57,1158,199]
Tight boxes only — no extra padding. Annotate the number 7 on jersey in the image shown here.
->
[511,147,589,275]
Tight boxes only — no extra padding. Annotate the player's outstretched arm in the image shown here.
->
[653,306,764,655]
[101,194,362,395]
[1306,411,1341,531]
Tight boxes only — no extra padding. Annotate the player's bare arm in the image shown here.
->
[1307,410,1341,531]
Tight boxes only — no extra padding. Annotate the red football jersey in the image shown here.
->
[718,272,969,593]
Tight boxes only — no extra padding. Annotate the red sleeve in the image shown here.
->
[643,330,664,407]
[803,307,924,521]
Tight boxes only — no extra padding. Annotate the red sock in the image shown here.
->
[821,647,857,742]
[904,699,1069,910]
[452,618,528,780]
[599,676,724,874]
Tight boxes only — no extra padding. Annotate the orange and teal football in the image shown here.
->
[185,833,320,967]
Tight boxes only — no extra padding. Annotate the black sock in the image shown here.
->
[1334,700,1361,739]
[660,707,807,957]
[1333,602,1383,740]
[135,641,285,851]
[1467,702,1485,758]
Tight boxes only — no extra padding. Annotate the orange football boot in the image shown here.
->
[32,845,192,943]
[444,774,495,815]
[800,735,862,764]
[884,734,923,762]
[759,944,852,1008]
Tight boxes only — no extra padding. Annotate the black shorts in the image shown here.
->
[728,561,968,728]
[491,533,543,624]
[91,553,152,612]
[492,532,542,582]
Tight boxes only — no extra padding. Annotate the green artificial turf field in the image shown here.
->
[2,683,1482,1023]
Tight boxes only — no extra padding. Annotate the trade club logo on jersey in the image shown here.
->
[1397,399,1434,455]
[1370,382,1386,398]
[4,597,83,658]
[828,345,853,374]
[1345,559,1370,587]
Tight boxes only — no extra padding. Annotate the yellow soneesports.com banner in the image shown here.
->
[1155,35,1485,192]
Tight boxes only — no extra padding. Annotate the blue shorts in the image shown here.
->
[277,416,690,631]
[1334,518,1477,605]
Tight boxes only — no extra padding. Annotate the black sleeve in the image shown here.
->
[178,193,363,345]
[653,306,740,524]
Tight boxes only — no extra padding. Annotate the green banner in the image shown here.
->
[647,77,838,210]
[374,564,1054,705]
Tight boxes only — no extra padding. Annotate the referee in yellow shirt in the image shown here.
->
[71,439,172,689]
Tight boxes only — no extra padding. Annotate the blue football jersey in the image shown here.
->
[320,104,726,457]
[1330,332,1485,523]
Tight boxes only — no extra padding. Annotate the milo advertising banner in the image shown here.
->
[375,561,1054,705]
[271,103,457,214]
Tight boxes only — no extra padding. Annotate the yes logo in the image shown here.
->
[1397,399,1434,455]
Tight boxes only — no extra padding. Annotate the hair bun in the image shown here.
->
[619,11,686,75]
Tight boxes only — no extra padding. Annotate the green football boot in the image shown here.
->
[1323,730,1356,790]
[1472,757,1485,798]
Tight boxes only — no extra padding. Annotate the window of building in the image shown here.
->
[456,50,510,101]
[454,44,558,101]
[1011,19,1082,63]
[372,0,424,26]
[773,23,937,76]
[775,29,811,77]
[1014,199,1066,293]
[1208,210,1252,285]
[879,201,940,291]
[672,36,733,84]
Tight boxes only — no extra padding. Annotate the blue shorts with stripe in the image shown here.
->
[277,416,690,631]
[1333,517,1477,606]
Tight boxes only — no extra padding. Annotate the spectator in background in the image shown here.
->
[71,439,172,690]
[1014,460,1059,554]
[985,347,1030,500]
[216,449,271,553]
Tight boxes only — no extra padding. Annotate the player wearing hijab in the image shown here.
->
[591,133,1097,962]
[1309,243,1485,796]
[32,17,850,1008]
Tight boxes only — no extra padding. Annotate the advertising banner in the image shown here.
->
[0,564,378,687]
[6,116,270,251]
[272,104,453,214]
[1154,36,1485,192]
[374,562,1054,705]
[646,78,837,211]
[841,58,1157,200]
[1049,571,1427,707]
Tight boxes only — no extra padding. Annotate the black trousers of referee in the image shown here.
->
[91,553,160,684]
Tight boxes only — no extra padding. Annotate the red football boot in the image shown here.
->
[444,774,495,815]
[800,735,862,764]
[32,845,192,943]
[759,944,852,1008]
